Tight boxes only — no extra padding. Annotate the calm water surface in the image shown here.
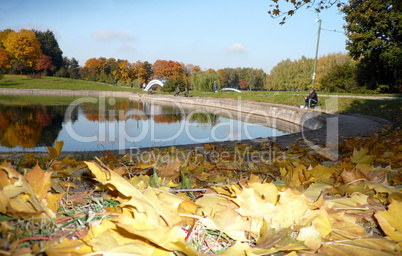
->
[0,95,288,152]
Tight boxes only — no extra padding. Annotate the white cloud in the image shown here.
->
[227,43,247,53]
[92,29,133,42]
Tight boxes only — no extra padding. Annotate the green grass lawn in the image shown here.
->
[1,75,401,126]
[0,75,134,91]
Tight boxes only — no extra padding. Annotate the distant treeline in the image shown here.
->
[0,28,399,93]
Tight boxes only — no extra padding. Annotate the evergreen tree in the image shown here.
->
[34,30,63,71]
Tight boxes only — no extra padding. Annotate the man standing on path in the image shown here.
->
[213,81,217,92]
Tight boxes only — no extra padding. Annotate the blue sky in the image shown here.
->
[1,0,347,73]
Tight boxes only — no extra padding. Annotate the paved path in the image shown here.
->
[296,93,402,100]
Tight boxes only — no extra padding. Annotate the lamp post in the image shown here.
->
[311,19,322,89]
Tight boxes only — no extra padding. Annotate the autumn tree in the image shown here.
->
[3,29,42,73]
[35,54,52,73]
[219,68,240,88]
[184,64,201,76]
[81,57,106,81]
[134,61,153,87]
[112,59,133,85]
[342,0,402,92]
[34,30,63,70]
[240,68,266,90]
[0,29,14,49]
[0,49,11,71]
[152,60,186,80]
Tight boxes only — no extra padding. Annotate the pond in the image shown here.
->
[0,95,289,152]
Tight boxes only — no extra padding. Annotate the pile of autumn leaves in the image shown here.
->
[0,128,402,256]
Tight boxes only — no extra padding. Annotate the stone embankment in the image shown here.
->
[130,94,392,151]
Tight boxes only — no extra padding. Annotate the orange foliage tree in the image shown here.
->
[0,49,11,70]
[35,54,52,72]
[3,29,42,71]
[112,59,132,84]
[152,60,185,80]
[81,57,106,81]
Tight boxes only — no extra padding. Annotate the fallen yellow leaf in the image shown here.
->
[375,200,402,241]
[351,147,376,165]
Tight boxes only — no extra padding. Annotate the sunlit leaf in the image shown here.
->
[44,238,93,256]
[115,220,198,255]
[375,200,402,241]
[296,225,322,251]
[351,147,376,165]
[26,164,52,201]
[85,161,167,226]
[47,141,64,159]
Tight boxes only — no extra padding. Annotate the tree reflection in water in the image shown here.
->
[0,96,286,152]
[0,97,216,150]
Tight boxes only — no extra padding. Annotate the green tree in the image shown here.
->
[266,56,313,91]
[265,59,292,90]
[68,58,80,79]
[219,68,240,88]
[316,52,358,92]
[190,71,220,91]
[34,30,63,70]
[319,60,358,92]
[246,68,266,90]
[342,0,402,92]
[163,76,188,92]
[55,57,80,79]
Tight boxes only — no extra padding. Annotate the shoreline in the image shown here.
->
[0,88,392,160]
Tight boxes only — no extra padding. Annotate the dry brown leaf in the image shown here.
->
[326,209,369,240]
[156,159,182,180]
[340,168,368,184]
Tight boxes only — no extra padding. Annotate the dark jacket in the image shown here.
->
[307,90,318,102]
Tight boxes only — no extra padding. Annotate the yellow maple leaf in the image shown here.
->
[351,148,376,165]
[47,140,64,159]
[26,164,52,201]
[85,161,169,226]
